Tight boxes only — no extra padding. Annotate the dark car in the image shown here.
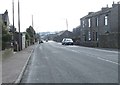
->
[39,40,43,44]
[45,39,48,42]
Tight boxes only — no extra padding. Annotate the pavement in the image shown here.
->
[2,44,36,83]
[0,51,2,84]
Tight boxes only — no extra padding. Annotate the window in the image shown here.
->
[104,15,108,25]
[96,32,98,41]
[88,18,92,27]
[96,17,98,27]
[93,32,95,41]
[88,31,91,40]
[83,20,85,28]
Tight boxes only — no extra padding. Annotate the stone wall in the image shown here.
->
[98,33,119,48]
[80,41,98,47]
[2,48,13,58]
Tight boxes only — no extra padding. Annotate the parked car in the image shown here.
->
[39,40,43,44]
[45,39,48,42]
[62,38,73,45]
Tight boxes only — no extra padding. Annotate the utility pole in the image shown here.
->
[32,15,34,28]
[66,18,68,37]
[18,0,21,51]
[66,18,68,31]
[12,0,15,51]
[32,15,36,44]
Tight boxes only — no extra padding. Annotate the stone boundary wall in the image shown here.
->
[98,33,119,48]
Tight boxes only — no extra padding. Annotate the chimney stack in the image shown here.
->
[106,4,108,8]
[117,2,119,4]
[113,1,115,5]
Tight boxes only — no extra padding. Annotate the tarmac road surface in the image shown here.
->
[21,41,118,83]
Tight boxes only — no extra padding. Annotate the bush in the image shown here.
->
[2,25,12,50]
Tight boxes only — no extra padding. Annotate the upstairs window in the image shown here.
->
[104,15,108,26]
[88,19,91,27]
[96,17,98,27]
[83,20,85,28]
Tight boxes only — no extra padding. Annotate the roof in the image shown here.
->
[81,7,111,19]
[75,25,81,29]
[0,10,10,26]
[2,10,9,23]
[81,2,120,19]
[57,30,72,36]
[57,31,65,36]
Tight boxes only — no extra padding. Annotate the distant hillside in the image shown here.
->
[38,32,56,39]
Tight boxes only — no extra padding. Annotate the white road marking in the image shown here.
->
[97,57,119,65]
[70,46,118,54]
[64,45,118,54]
[91,48,119,54]
[64,48,119,65]
[48,42,119,65]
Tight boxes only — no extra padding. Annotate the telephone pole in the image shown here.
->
[18,0,21,51]
[32,15,34,28]
[66,18,68,31]
[12,0,15,51]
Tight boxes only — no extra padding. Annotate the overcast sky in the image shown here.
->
[0,0,119,32]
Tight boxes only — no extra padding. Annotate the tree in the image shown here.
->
[2,23,12,50]
[26,26,36,45]
[36,33,40,40]
[25,32,30,40]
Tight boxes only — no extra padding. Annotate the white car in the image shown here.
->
[62,38,73,45]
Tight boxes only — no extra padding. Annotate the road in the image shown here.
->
[21,41,118,83]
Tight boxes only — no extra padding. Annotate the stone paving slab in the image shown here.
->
[2,44,36,83]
